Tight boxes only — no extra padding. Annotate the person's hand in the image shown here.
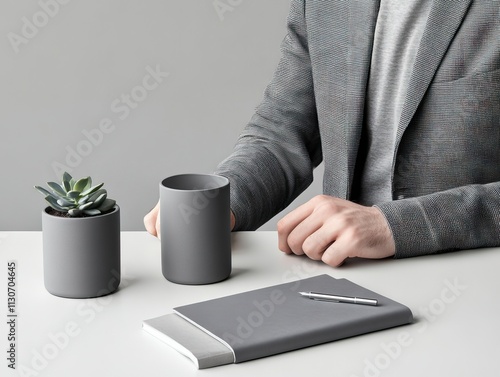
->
[144,201,161,238]
[143,200,237,238]
[277,195,395,266]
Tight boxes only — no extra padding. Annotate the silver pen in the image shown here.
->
[299,291,378,306]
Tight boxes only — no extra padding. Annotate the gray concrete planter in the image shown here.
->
[41,206,121,298]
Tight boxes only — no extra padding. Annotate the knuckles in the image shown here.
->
[276,218,289,234]
[286,233,304,255]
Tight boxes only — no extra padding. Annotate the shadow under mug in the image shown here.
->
[160,174,231,285]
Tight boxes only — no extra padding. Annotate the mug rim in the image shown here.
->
[160,173,229,192]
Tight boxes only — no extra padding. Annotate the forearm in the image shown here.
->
[215,116,320,230]
[215,0,321,230]
[376,182,500,258]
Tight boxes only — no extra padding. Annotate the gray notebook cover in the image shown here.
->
[173,274,413,364]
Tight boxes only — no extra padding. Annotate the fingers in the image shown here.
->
[277,195,396,268]
[156,207,161,240]
[283,217,325,257]
[321,238,350,267]
[144,201,160,238]
[278,196,340,259]
[277,200,316,254]
[302,224,339,260]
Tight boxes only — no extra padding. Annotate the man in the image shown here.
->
[145,0,500,266]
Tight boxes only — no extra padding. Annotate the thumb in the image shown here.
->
[156,209,161,240]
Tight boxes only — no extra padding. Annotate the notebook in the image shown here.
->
[143,274,413,368]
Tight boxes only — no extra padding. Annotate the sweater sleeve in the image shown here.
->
[376,182,500,258]
[214,0,322,230]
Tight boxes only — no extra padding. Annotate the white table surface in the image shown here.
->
[1,231,499,377]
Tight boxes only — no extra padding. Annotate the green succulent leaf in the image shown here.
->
[67,190,81,199]
[73,177,90,193]
[78,195,90,205]
[57,198,74,207]
[91,193,107,208]
[34,186,53,198]
[62,179,71,192]
[68,208,82,217]
[62,171,72,183]
[81,183,104,197]
[79,201,94,210]
[87,188,105,201]
[83,177,92,191]
[45,196,68,212]
[47,182,67,196]
[62,172,72,191]
[35,186,68,204]
[98,198,116,213]
[83,209,101,216]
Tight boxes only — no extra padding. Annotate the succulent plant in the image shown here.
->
[35,172,116,217]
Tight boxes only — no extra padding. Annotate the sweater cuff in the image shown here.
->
[375,199,441,259]
[213,170,256,231]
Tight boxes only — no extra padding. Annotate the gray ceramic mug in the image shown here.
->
[160,174,231,284]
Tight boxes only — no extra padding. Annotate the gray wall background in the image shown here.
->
[0,0,323,231]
